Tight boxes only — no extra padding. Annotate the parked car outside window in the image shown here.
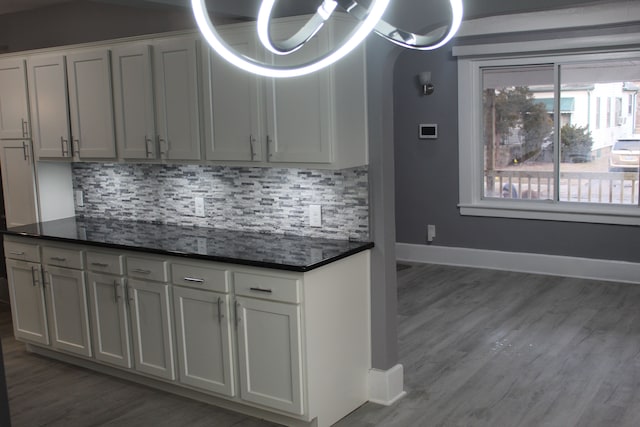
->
[609,137,640,171]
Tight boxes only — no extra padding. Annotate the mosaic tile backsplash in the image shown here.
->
[72,163,369,240]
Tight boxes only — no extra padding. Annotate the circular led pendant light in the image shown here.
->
[192,0,463,78]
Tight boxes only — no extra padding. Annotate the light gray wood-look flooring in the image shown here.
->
[3,263,640,426]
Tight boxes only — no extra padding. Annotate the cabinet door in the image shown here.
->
[6,259,49,345]
[66,49,116,159]
[265,23,332,164]
[127,278,175,380]
[203,29,262,161]
[173,286,234,396]
[0,140,38,228]
[112,44,157,160]
[87,272,132,368]
[0,58,30,139]
[27,54,72,159]
[153,37,202,161]
[43,266,92,357]
[236,296,304,415]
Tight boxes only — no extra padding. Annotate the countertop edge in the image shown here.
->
[1,229,374,273]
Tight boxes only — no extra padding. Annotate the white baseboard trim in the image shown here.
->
[396,243,640,284]
[368,364,407,406]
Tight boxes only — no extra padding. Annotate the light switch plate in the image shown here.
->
[309,204,322,227]
[195,197,205,217]
[75,190,84,207]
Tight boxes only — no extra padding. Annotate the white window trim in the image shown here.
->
[456,26,640,226]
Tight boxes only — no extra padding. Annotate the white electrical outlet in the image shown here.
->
[75,190,84,208]
[195,197,205,217]
[197,237,207,253]
[309,204,322,227]
[427,224,436,242]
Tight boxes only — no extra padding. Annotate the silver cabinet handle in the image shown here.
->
[267,135,273,158]
[31,266,39,287]
[9,251,25,256]
[73,139,80,157]
[49,257,66,262]
[131,268,151,275]
[113,280,120,304]
[235,301,241,325]
[145,135,154,158]
[249,135,255,160]
[22,141,30,162]
[60,136,68,157]
[21,118,29,138]
[249,287,273,294]
[91,262,109,268]
[125,281,134,306]
[158,135,167,157]
[183,277,204,283]
[217,297,223,323]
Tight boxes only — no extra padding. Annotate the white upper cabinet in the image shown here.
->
[112,44,157,160]
[0,140,38,227]
[265,21,332,164]
[27,54,72,159]
[66,49,116,159]
[153,36,202,161]
[203,28,263,162]
[202,15,368,168]
[0,58,30,139]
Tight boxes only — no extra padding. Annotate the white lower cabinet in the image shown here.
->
[87,272,132,368]
[173,286,234,396]
[43,265,92,357]
[6,258,49,345]
[235,296,304,415]
[4,236,371,427]
[127,277,175,381]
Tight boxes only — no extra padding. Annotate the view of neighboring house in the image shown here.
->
[532,81,638,154]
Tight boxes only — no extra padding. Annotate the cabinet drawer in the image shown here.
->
[234,272,301,303]
[42,246,83,269]
[4,240,40,263]
[86,251,124,275]
[171,263,229,293]
[127,256,168,282]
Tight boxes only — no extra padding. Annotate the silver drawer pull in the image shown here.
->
[183,277,204,283]
[91,262,109,268]
[249,287,273,294]
[9,251,25,256]
[50,257,67,262]
[131,268,151,275]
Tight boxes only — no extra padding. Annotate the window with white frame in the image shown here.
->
[456,25,640,226]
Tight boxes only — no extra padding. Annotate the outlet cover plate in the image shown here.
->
[309,204,322,227]
[195,197,205,217]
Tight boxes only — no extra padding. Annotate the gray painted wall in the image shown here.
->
[393,4,640,263]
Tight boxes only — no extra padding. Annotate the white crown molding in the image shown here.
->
[458,1,640,38]
[396,243,640,285]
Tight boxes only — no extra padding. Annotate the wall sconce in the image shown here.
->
[418,71,434,95]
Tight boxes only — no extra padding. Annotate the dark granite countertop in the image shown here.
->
[1,217,373,272]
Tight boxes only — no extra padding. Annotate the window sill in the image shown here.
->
[459,201,640,226]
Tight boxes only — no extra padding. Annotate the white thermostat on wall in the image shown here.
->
[419,124,438,140]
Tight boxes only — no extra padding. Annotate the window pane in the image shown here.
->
[482,66,555,200]
[559,60,640,205]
